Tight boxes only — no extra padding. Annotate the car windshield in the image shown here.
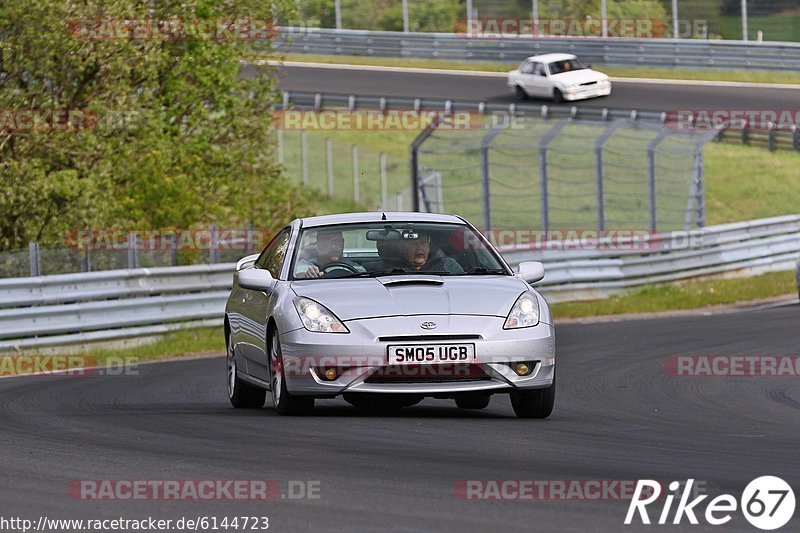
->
[548,58,588,75]
[290,222,508,280]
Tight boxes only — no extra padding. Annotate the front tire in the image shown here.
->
[269,331,314,416]
[510,373,555,419]
[227,333,266,409]
[553,88,564,103]
[515,85,528,100]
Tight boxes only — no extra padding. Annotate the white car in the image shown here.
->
[508,53,611,103]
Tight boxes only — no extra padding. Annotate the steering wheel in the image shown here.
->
[321,262,359,277]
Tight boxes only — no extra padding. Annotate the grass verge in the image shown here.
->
[83,326,224,367]
[551,271,797,319]
[276,52,800,85]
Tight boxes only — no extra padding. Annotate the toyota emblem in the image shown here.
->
[420,322,437,330]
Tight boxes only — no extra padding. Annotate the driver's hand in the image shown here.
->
[305,265,324,278]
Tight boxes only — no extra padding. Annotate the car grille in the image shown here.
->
[378,334,482,342]
[364,364,491,384]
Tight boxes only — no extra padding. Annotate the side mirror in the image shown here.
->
[238,268,274,291]
[515,261,545,284]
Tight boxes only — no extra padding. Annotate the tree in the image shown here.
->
[0,0,316,251]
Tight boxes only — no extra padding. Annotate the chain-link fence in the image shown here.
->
[0,229,265,279]
[413,115,719,233]
[277,129,412,211]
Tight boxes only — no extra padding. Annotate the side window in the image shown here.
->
[254,229,291,278]
[534,63,546,76]
[520,61,534,74]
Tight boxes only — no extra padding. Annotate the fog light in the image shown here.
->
[324,368,338,381]
[515,363,530,376]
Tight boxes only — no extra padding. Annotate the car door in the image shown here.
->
[237,227,291,382]
[529,62,551,97]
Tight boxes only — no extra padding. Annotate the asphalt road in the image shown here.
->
[1,303,798,532]
[269,64,800,112]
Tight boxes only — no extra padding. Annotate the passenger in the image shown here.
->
[380,231,464,274]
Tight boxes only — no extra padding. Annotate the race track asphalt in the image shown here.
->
[1,302,798,532]
[268,64,800,112]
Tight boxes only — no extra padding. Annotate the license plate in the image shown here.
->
[387,344,476,365]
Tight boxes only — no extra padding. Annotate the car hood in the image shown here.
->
[551,69,607,85]
[290,276,528,321]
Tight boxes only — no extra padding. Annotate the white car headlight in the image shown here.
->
[503,292,540,329]
[293,297,349,333]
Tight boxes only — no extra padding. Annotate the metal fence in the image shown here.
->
[411,114,719,233]
[277,27,800,71]
[277,91,800,154]
[276,129,414,211]
[0,228,264,279]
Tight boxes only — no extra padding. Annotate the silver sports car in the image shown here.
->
[224,212,555,418]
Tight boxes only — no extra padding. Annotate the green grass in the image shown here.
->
[705,143,800,225]
[278,52,800,85]
[82,326,224,363]
[719,14,800,43]
[551,270,797,319]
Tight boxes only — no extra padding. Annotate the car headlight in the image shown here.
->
[293,297,349,333]
[503,292,540,329]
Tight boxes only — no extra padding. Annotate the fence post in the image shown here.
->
[409,114,443,212]
[647,129,671,234]
[742,120,750,145]
[767,123,775,152]
[82,247,91,273]
[28,242,40,277]
[352,144,359,203]
[594,120,625,233]
[396,192,403,211]
[301,130,309,185]
[793,125,799,151]
[538,121,568,232]
[127,232,138,269]
[209,225,219,264]
[480,125,505,232]
[326,138,334,197]
[380,152,388,209]
[277,129,284,165]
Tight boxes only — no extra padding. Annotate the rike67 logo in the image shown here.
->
[626,477,795,530]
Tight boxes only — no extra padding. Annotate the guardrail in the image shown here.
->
[277,27,800,71]
[1,215,798,352]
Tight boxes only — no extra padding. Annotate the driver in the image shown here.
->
[295,229,365,278]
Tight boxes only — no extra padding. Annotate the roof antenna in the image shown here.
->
[381,212,387,220]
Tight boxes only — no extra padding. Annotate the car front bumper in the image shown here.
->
[563,84,612,101]
[279,315,555,396]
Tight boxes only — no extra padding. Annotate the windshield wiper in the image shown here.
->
[463,267,506,275]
